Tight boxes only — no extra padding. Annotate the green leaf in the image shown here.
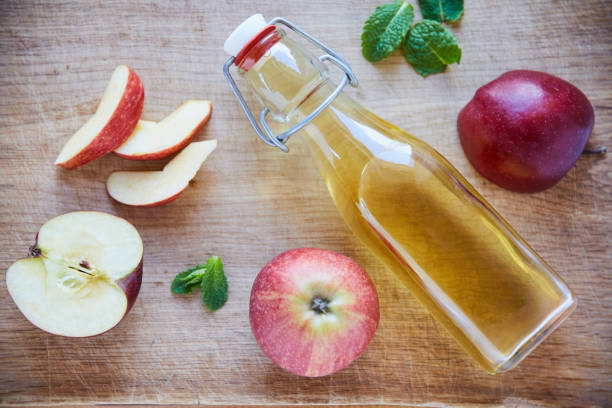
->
[171,265,206,294]
[200,256,228,311]
[362,0,414,62]
[418,0,464,23]
[403,20,462,77]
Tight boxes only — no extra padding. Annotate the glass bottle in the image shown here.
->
[223,15,576,373]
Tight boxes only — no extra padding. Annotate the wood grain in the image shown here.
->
[0,0,610,406]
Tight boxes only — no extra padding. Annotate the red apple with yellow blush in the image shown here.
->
[249,248,379,377]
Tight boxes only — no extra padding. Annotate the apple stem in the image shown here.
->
[582,146,607,155]
[311,296,330,314]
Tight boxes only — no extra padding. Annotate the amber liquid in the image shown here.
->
[241,33,575,373]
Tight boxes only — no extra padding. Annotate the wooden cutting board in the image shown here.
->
[1,0,610,406]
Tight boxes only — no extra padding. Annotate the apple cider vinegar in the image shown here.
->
[226,16,576,373]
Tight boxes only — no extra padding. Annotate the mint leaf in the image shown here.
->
[403,20,462,77]
[171,256,229,311]
[200,256,228,311]
[171,265,207,294]
[362,0,414,62]
[418,0,464,23]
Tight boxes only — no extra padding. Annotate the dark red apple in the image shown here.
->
[249,248,379,377]
[458,70,595,193]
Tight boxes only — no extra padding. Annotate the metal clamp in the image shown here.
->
[223,17,358,152]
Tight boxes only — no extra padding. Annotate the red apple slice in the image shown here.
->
[6,211,143,337]
[113,100,212,160]
[55,65,144,169]
[106,140,217,206]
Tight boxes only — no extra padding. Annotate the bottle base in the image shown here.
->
[489,295,576,374]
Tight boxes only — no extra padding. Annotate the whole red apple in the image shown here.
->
[458,70,594,193]
[249,248,379,377]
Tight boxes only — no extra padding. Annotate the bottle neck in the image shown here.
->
[237,28,329,120]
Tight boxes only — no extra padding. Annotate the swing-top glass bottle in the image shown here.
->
[223,14,576,374]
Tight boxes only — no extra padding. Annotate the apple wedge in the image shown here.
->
[107,140,217,206]
[113,100,212,160]
[55,65,144,169]
[6,212,143,337]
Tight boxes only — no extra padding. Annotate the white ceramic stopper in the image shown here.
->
[224,14,268,56]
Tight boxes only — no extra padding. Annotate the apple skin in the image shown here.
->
[116,258,143,314]
[458,70,595,193]
[113,104,212,161]
[105,184,186,207]
[57,67,145,169]
[249,248,379,377]
[135,188,185,207]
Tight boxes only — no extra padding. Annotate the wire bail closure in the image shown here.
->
[223,17,358,152]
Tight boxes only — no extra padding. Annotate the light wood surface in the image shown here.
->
[1,0,610,406]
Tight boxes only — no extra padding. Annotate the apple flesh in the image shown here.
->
[106,140,217,206]
[249,248,379,377]
[113,100,212,160]
[458,70,595,193]
[55,65,144,169]
[6,211,143,337]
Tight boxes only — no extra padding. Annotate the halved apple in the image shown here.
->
[55,65,145,169]
[107,140,217,206]
[113,100,212,160]
[6,212,144,337]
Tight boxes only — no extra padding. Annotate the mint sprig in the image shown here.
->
[361,0,463,77]
[403,20,461,77]
[361,0,414,62]
[418,0,463,23]
[171,256,228,311]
